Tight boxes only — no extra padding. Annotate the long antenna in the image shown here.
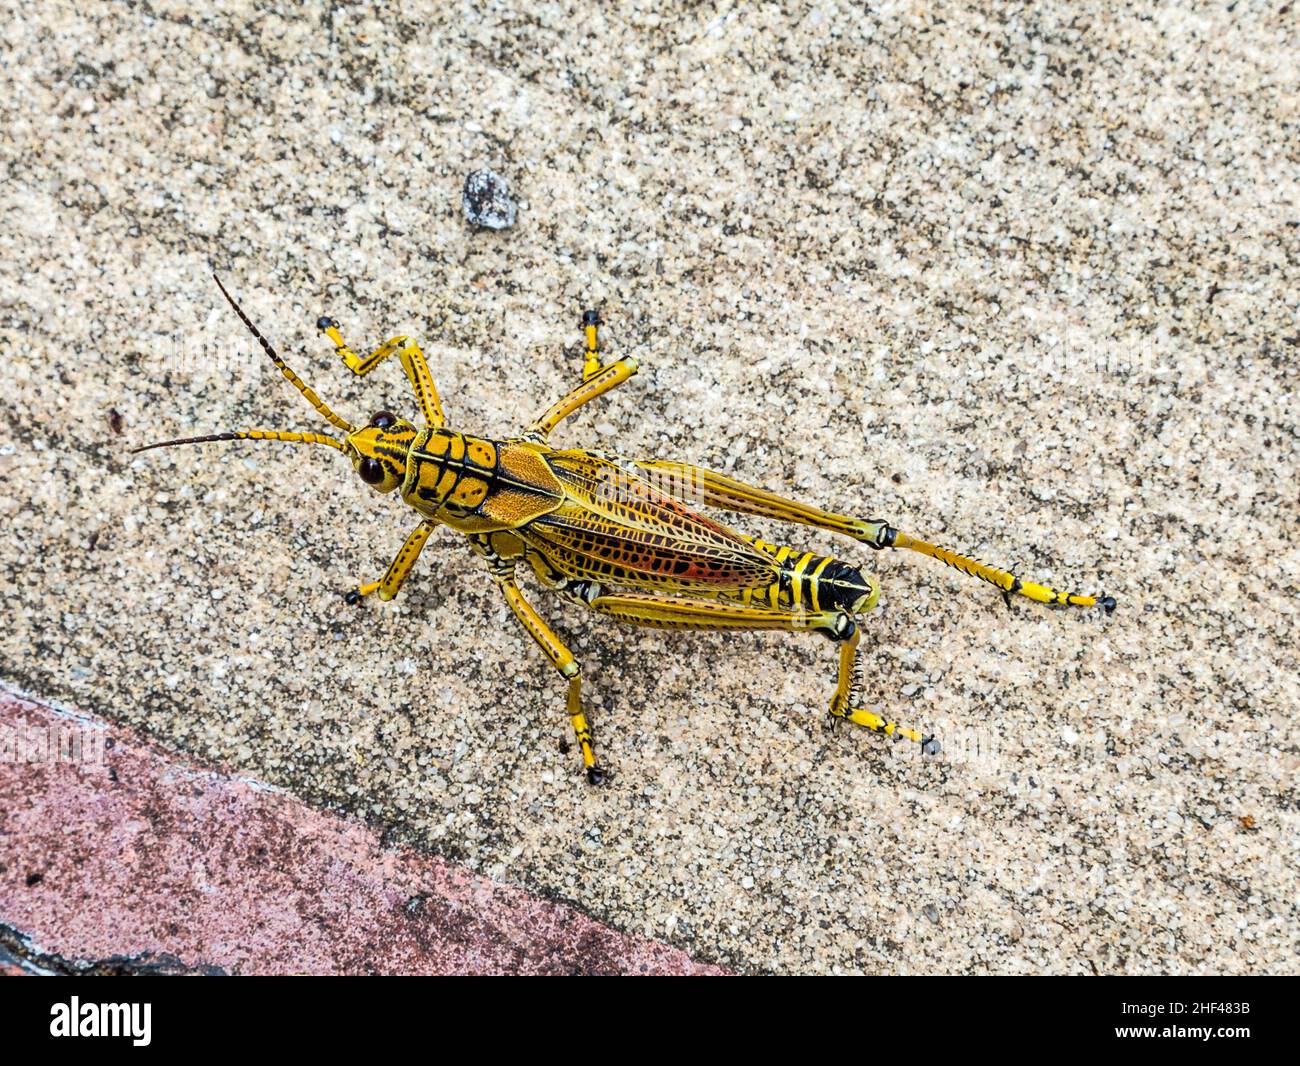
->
[130,429,346,455]
[213,275,356,434]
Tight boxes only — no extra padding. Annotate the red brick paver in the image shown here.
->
[0,690,726,975]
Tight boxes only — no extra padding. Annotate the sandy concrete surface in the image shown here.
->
[1,2,1295,974]
[0,691,724,974]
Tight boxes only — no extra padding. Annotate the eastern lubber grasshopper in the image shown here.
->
[134,278,1116,783]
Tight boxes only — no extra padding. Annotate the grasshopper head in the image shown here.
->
[852,573,881,613]
[345,410,418,494]
[820,560,880,614]
[131,280,428,501]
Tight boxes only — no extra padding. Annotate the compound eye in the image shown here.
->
[358,457,385,485]
[370,410,397,430]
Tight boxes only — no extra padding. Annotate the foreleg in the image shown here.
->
[344,520,438,603]
[318,316,446,427]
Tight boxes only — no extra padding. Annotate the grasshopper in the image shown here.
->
[135,278,1115,783]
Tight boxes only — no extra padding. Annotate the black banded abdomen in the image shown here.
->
[737,538,878,614]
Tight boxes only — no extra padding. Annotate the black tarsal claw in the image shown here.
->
[343,588,362,605]
[586,765,608,786]
[921,736,942,756]
[580,309,601,327]
[317,315,337,332]
[1100,595,1117,614]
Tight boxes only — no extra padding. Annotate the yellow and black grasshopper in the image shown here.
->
[134,278,1115,784]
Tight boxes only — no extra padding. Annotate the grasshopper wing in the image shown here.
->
[521,450,778,594]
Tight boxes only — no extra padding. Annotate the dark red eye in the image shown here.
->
[358,457,385,485]
[370,410,397,430]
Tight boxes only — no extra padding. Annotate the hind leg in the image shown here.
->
[582,590,937,756]
[634,459,1113,612]
[830,627,939,755]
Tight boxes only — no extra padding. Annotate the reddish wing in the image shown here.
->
[518,451,778,593]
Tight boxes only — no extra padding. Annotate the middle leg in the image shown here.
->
[492,571,605,784]
[529,309,638,439]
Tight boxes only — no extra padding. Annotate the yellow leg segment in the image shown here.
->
[635,459,868,540]
[530,309,638,438]
[581,309,603,380]
[887,531,1109,610]
[318,318,446,427]
[829,629,937,754]
[633,459,1114,613]
[583,590,937,753]
[495,575,603,783]
[345,520,437,604]
[566,675,596,776]
[587,590,841,634]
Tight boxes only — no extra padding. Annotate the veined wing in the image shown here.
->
[521,450,778,591]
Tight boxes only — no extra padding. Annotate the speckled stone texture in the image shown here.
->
[0,2,1295,974]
